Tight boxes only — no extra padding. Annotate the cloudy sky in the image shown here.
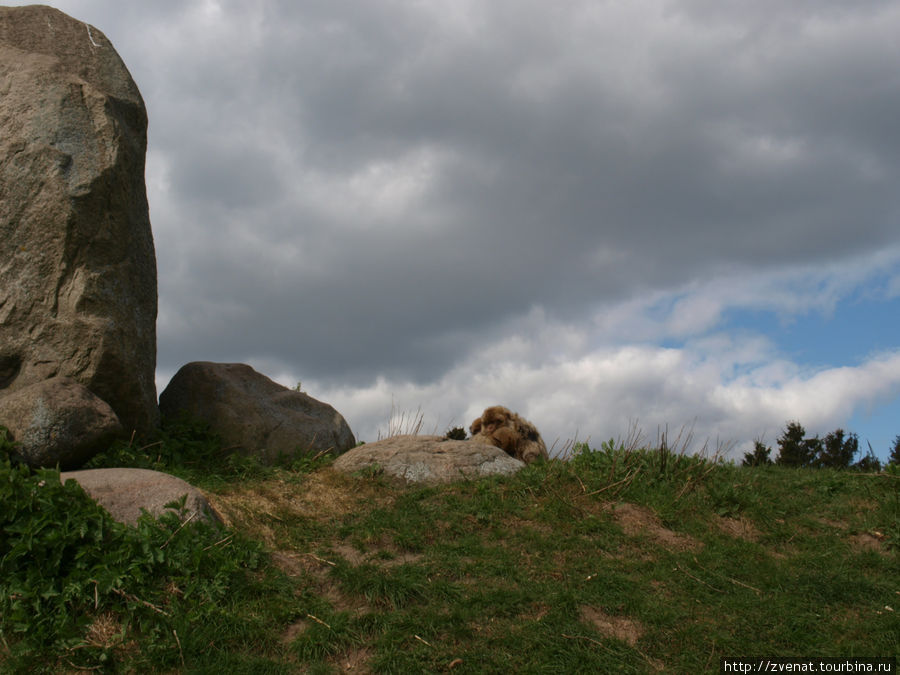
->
[17,0,900,461]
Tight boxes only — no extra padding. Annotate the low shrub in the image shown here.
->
[0,444,271,672]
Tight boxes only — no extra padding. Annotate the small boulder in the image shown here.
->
[333,435,525,484]
[60,468,221,526]
[0,377,123,469]
[159,362,355,464]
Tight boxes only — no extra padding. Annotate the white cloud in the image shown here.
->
[299,264,900,460]
[9,0,900,462]
[305,326,900,462]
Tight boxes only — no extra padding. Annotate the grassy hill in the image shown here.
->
[1,427,898,673]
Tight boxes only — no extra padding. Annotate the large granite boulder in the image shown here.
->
[0,377,123,469]
[159,362,356,464]
[60,468,221,526]
[333,435,526,484]
[0,6,158,436]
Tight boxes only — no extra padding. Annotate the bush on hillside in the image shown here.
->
[0,426,267,672]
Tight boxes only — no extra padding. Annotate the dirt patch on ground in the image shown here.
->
[807,516,890,555]
[578,605,644,646]
[608,502,703,553]
[330,646,373,673]
[215,467,385,514]
[816,517,847,530]
[503,514,555,536]
[715,516,761,542]
[274,549,372,667]
[520,602,551,622]
[280,618,307,645]
[848,531,890,554]
[329,543,369,566]
[847,497,880,513]
[578,606,666,672]
[280,617,373,673]
[271,550,369,616]
[374,551,425,568]
[275,560,374,673]
[324,537,425,569]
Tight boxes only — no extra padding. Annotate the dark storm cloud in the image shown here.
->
[9,0,900,452]
[122,0,900,384]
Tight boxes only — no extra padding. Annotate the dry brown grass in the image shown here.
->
[715,515,761,542]
[606,502,703,553]
[578,605,645,646]
[207,467,392,546]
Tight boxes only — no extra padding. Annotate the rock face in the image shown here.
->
[159,362,356,463]
[0,6,158,435]
[0,377,123,469]
[60,468,221,526]
[333,435,526,484]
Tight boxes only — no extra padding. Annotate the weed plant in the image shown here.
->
[0,428,289,672]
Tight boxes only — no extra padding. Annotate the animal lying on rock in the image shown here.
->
[469,405,548,464]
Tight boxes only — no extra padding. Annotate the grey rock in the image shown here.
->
[60,468,221,526]
[0,5,158,435]
[333,435,526,484]
[0,377,123,469]
[159,362,356,464]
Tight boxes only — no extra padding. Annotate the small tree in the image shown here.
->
[444,426,467,440]
[776,422,818,467]
[743,439,773,467]
[853,442,882,472]
[816,428,858,469]
[889,435,900,467]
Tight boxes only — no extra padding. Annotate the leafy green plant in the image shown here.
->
[444,426,468,441]
[288,451,336,475]
[0,454,276,672]
[353,462,385,480]
[0,424,21,464]
[85,414,227,473]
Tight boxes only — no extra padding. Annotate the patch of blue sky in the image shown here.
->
[720,292,900,463]
[849,405,899,463]
[721,291,900,370]
[646,282,900,462]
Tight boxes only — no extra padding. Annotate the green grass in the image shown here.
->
[1,427,898,672]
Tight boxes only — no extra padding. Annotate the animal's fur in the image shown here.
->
[469,405,548,464]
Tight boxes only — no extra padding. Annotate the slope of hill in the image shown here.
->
[2,430,897,672]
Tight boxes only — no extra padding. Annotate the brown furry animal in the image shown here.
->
[469,405,548,464]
